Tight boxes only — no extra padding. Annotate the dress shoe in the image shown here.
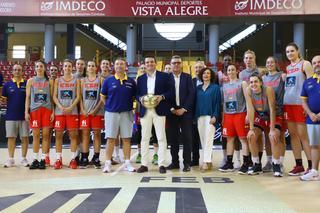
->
[166,163,180,170]
[200,163,208,173]
[159,166,166,174]
[137,165,148,173]
[183,165,191,172]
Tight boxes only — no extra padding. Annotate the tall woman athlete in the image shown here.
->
[25,60,54,169]
[284,43,313,176]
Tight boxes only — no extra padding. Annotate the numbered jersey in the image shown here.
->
[55,77,78,115]
[30,77,52,111]
[284,60,305,105]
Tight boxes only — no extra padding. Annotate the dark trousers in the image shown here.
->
[191,122,200,163]
[167,115,193,166]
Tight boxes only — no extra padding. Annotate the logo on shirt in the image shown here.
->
[85,90,97,100]
[60,90,73,99]
[286,76,296,87]
[34,94,47,103]
[81,120,87,127]
[226,101,237,113]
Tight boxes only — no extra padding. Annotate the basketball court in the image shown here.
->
[1,148,319,212]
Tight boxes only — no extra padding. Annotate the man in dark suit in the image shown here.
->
[136,56,175,174]
[167,55,195,172]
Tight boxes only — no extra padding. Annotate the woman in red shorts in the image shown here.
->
[246,73,283,177]
[284,43,313,176]
[79,61,104,168]
[53,59,80,169]
[219,64,250,174]
[25,60,54,169]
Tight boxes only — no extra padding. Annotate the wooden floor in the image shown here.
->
[0,148,319,213]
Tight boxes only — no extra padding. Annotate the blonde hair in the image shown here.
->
[243,50,257,68]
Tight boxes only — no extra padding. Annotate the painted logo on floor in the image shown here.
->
[0,177,233,212]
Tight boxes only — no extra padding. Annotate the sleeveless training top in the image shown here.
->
[55,77,78,115]
[218,71,230,87]
[30,76,52,111]
[82,77,102,115]
[239,68,259,84]
[73,71,84,80]
[262,72,284,116]
[222,79,246,114]
[251,86,269,121]
[284,60,305,105]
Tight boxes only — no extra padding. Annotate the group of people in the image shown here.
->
[1,42,320,181]
[216,43,320,181]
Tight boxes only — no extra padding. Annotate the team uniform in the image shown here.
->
[283,61,306,122]
[222,79,247,138]
[218,71,229,87]
[2,79,29,138]
[301,75,320,144]
[101,74,136,173]
[300,74,320,180]
[251,87,282,131]
[101,75,136,139]
[79,77,104,129]
[239,68,259,84]
[262,72,285,128]
[54,77,78,130]
[73,72,84,80]
[30,77,52,129]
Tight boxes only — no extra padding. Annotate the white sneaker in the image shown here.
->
[20,158,30,167]
[220,158,226,168]
[234,159,241,169]
[300,169,320,181]
[124,162,136,172]
[102,161,111,173]
[4,159,15,168]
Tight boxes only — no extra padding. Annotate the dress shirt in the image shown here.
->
[173,73,181,106]
[147,71,156,94]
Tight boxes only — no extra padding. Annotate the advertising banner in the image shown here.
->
[0,0,318,17]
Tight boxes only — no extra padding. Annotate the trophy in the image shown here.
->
[141,94,159,109]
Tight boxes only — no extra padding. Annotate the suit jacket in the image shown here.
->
[136,71,175,117]
[170,72,195,119]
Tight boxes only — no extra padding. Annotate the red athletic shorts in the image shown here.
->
[79,115,104,129]
[30,107,52,129]
[222,112,248,138]
[283,105,306,123]
[254,114,283,131]
[54,115,79,130]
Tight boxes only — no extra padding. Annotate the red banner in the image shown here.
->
[0,0,318,17]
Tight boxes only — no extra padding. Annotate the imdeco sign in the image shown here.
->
[0,0,319,17]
